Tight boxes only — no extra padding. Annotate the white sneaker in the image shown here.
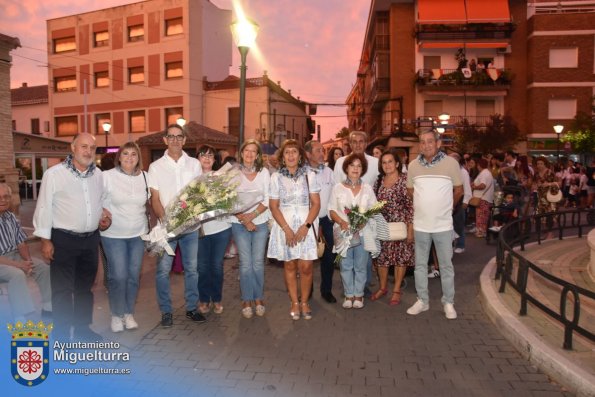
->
[255,305,266,317]
[111,316,124,333]
[444,303,457,319]
[241,306,253,318]
[428,269,440,278]
[406,299,429,315]
[123,314,138,330]
[467,227,477,234]
[352,298,364,309]
[454,248,465,254]
[342,298,353,309]
[489,226,502,232]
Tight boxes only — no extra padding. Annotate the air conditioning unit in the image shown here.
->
[497,45,512,54]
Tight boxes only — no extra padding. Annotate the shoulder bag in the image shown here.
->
[469,178,492,207]
[305,171,325,258]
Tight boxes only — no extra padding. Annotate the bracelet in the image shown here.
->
[252,209,260,217]
[281,224,290,231]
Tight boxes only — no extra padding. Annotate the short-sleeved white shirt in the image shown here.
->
[148,151,201,209]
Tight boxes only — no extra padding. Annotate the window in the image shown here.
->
[128,24,144,42]
[128,67,144,84]
[549,47,578,68]
[165,17,183,36]
[12,120,16,131]
[424,56,441,70]
[228,107,240,137]
[53,36,76,53]
[129,110,146,133]
[476,100,495,117]
[54,75,77,92]
[95,113,111,135]
[94,71,109,88]
[424,100,443,118]
[55,116,78,136]
[94,31,109,47]
[31,118,40,135]
[548,98,576,120]
[165,61,183,79]
[165,107,183,126]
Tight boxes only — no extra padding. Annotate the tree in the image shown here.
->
[452,114,521,154]
[560,97,595,155]
[335,127,350,139]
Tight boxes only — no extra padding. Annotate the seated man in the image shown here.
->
[489,192,519,232]
[0,183,51,322]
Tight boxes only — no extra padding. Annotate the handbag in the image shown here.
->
[388,222,407,241]
[546,183,563,203]
[469,177,493,207]
[304,170,325,257]
[141,171,152,229]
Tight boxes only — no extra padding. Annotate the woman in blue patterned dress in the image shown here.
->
[268,140,321,320]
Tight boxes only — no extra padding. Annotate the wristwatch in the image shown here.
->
[305,223,312,229]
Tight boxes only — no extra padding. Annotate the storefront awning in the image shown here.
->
[418,0,466,24]
[466,0,511,23]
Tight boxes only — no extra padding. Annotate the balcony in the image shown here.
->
[416,68,512,92]
[416,23,514,42]
[368,77,390,109]
[418,115,493,127]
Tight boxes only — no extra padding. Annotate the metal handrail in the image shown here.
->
[495,208,595,350]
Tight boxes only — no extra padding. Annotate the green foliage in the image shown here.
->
[335,127,350,139]
[452,114,521,154]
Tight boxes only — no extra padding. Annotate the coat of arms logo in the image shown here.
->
[7,320,53,387]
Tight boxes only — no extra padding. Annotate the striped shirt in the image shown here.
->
[0,211,27,255]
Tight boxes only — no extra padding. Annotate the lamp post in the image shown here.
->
[102,122,111,150]
[231,17,259,146]
[176,117,186,128]
[553,124,564,163]
[435,112,450,135]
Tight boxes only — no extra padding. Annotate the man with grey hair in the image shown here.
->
[0,183,51,322]
[34,133,111,340]
[305,140,337,303]
[406,129,463,319]
[333,131,379,185]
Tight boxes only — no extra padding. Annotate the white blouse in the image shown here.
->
[328,182,378,224]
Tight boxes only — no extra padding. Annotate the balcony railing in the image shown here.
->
[368,77,390,107]
[416,23,515,41]
[418,115,494,127]
[416,68,512,88]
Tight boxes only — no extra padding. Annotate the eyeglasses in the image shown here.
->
[165,134,185,141]
[199,152,214,159]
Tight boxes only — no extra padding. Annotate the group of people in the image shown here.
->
[21,124,591,341]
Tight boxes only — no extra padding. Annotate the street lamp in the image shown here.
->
[176,117,186,127]
[438,112,450,125]
[102,122,111,149]
[231,17,259,146]
[553,124,564,162]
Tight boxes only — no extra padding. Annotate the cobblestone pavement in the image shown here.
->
[120,237,571,397]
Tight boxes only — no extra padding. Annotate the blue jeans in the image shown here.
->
[413,230,455,305]
[452,205,466,249]
[197,228,232,303]
[340,244,368,298]
[101,236,145,316]
[155,231,199,313]
[232,222,268,302]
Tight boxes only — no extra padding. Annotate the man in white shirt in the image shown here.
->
[148,124,204,328]
[305,140,336,303]
[406,130,463,320]
[334,131,379,185]
[449,153,472,254]
[333,131,379,296]
[33,133,111,341]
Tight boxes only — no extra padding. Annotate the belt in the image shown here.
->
[54,228,98,238]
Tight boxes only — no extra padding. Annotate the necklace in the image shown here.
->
[343,178,362,189]
[240,164,256,174]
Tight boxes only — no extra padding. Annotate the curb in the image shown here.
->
[480,256,595,397]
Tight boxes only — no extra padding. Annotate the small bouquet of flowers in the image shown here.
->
[333,201,385,265]
[142,163,240,256]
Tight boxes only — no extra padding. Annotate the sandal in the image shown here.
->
[290,302,300,321]
[389,291,401,306]
[300,302,312,320]
[370,288,388,301]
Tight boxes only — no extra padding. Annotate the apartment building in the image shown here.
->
[203,73,316,147]
[47,0,232,151]
[347,0,595,159]
[11,83,49,135]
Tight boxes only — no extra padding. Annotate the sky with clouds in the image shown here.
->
[2,0,370,142]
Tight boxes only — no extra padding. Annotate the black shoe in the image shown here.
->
[186,310,207,323]
[321,291,337,303]
[73,326,103,342]
[161,313,173,328]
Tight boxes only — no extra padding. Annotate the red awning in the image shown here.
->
[418,0,466,24]
[465,0,511,23]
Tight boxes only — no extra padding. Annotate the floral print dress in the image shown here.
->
[373,174,414,268]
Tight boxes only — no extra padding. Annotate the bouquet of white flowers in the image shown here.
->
[143,163,246,256]
[333,201,386,265]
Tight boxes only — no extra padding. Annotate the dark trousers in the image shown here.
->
[319,216,335,294]
[50,229,100,339]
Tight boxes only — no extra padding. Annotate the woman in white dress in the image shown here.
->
[268,139,320,320]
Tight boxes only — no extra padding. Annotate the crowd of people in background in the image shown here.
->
[2,126,593,341]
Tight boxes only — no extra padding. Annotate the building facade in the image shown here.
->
[204,73,316,147]
[11,83,50,136]
[46,0,232,150]
[347,0,595,160]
